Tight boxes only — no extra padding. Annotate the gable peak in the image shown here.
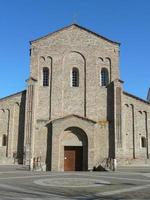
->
[30,23,120,45]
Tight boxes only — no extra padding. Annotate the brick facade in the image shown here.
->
[0,24,149,170]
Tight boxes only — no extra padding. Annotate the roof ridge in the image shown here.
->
[123,91,150,105]
[0,90,26,102]
[30,23,120,45]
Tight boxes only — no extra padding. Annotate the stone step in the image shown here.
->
[117,158,150,166]
[0,157,14,165]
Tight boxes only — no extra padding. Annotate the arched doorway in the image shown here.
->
[60,127,88,171]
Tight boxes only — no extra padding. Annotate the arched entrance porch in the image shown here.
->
[60,127,88,171]
[48,114,96,171]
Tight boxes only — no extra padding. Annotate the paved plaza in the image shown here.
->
[0,165,150,199]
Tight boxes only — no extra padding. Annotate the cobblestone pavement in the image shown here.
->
[0,165,150,199]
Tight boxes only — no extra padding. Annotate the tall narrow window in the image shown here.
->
[2,134,7,146]
[72,67,79,87]
[141,137,146,148]
[101,68,109,86]
[43,67,49,86]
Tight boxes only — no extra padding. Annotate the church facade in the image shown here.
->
[0,24,150,171]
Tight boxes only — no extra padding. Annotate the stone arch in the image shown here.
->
[49,115,95,171]
[39,56,46,83]
[39,56,45,63]
[0,109,10,157]
[0,109,9,136]
[62,51,86,76]
[96,57,111,86]
[59,126,88,171]
[0,109,5,129]
[0,109,5,113]
[137,109,147,158]
[123,103,134,157]
[124,104,129,107]
[105,57,111,65]
[46,56,52,67]
[105,57,111,82]
[70,51,86,61]
[47,56,52,61]
[99,57,104,62]
[62,51,86,116]
[15,102,20,106]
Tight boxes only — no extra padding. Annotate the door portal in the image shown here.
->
[64,146,83,171]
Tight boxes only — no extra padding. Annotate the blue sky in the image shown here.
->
[0,0,150,99]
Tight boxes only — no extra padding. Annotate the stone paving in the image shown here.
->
[0,165,150,199]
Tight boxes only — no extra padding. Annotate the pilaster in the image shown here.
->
[24,77,37,167]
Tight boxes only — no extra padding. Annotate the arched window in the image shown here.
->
[2,134,7,146]
[43,67,49,86]
[141,137,146,148]
[71,67,79,87]
[101,68,109,86]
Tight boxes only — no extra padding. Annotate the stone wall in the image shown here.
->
[0,91,26,164]
[27,24,119,170]
[119,92,150,164]
[30,24,120,122]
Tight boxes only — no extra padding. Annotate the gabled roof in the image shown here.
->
[46,114,96,125]
[30,23,120,45]
[123,91,150,105]
[0,90,26,102]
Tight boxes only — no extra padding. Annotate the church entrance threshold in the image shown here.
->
[64,146,83,171]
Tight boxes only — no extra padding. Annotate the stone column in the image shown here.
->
[107,79,123,162]
[147,112,150,158]
[113,79,123,155]
[24,77,37,168]
[144,111,149,159]
[7,108,14,158]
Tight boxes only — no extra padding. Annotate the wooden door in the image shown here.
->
[64,147,75,171]
[64,146,83,171]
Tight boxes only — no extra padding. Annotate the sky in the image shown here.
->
[0,0,150,99]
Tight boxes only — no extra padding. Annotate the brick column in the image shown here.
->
[107,79,123,160]
[113,79,124,155]
[24,77,37,168]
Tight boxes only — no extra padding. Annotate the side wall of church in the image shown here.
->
[0,91,26,163]
[119,92,150,164]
